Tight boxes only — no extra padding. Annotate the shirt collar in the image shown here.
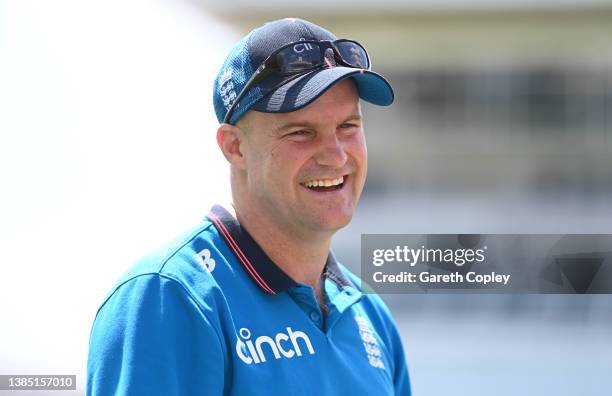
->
[206,204,355,295]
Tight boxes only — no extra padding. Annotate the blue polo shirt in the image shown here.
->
[87,205,411,395]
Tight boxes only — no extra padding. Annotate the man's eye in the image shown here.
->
[339,123,359,132]
[287,130,311,137]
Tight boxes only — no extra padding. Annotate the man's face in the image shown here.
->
[237,79,367,238]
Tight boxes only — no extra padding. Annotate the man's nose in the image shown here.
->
[314,133,347,168]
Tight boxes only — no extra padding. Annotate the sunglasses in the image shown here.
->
[223,39,371,124]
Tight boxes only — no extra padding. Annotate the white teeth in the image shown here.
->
[304,176,345,188]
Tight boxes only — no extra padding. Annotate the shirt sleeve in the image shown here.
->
[389,319,411,396]
[365,293,412,396]
[87,273,226,396]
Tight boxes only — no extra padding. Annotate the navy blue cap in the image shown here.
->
[213,18,394,125]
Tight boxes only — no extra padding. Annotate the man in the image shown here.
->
[87,18,411,395]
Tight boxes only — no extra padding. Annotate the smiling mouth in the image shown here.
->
[301,175,347,192]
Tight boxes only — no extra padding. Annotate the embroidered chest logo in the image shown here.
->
[194,248,216,272]
[235,327,316,365]
[355,315,385,369]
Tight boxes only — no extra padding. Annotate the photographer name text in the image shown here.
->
[372,271,511,285]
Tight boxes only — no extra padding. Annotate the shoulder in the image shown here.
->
[93,217,235,324]
[87,218,230,395]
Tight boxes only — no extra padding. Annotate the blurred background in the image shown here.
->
[1,0,611,395]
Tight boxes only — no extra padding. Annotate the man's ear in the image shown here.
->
[216,123,247,170]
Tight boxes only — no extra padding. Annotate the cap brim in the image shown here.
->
[251,67,394,114]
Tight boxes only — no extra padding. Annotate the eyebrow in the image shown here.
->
[342,114,362,123]
[275,114,362,134]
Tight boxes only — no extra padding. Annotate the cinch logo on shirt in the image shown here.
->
[235,327,315,365]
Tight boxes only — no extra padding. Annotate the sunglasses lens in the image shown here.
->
[274,42,322,74]
[335,41,369,69]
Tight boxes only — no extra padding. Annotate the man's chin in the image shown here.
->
[301,210,354,234]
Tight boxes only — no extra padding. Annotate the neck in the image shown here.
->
[230,201,331,292]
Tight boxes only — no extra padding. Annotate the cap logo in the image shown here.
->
[219,67,237,111]
[293,41,315,54]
